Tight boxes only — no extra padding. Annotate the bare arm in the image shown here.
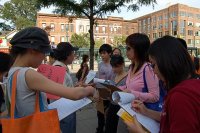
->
[25,69,94,100]
[132,100,161,122]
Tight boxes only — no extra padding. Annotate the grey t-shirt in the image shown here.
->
[6,67,48,117]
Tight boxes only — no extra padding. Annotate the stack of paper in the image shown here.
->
[48,98,92,120]
[112,91,160,133]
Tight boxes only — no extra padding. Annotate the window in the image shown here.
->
[66,24,69,31]
[165,31,169,35]
[170,11,177,18]
[51,36,55,43]
[159,32,162,37]
[42,23,46,29]
[60,36,65,42]
[158,16,163,21]
[79,25,84,32]
[180,20,185,27]
[95,26,99,33]
[196,40,200,44]
[61,24,65,32]
[143,19,146,25]
[164,14,168,19]
[70,24,74,32]
[102,26,106,33]
[110,27,113,33]
[195,23,200,28]
[165,22,168,29]
[153,25,157,30]
[86,25,90,32]
[147,18,151,24]
[188,21,193,26]
[50,23,55,31]
[180,11,186,17]
[158,24,163,29]
[187,13,193,18]
[188,30,193,36]
[195,31,200,36]
[188,39,193,44]
[172,20,177,31]
[114,27,117,32]
[153,33,157,39]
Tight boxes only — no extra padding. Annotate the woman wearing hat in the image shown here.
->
[5,27,94,119]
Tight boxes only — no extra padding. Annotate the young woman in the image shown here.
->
[52,42,79,133]
[4,27,94,119]
[126,36,200,133]
[104,55,127,133]
[119,33,159,104]
[76,54,89,82]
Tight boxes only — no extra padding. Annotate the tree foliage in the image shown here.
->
[0,0,40,30]
[37,0,157,69]
[113,35,127,46]
[70,33,90,48]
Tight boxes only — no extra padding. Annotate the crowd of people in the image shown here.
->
[0,27,200,133]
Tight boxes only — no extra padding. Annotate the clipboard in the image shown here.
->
[99,83,122,93]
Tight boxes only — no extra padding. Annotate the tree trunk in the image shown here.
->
[89,18,95,70]
[89,0,95,70]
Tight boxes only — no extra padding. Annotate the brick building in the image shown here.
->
[134,3,200,48]
[37,13,137,45]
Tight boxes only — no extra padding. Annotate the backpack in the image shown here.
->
[142,64,167,112]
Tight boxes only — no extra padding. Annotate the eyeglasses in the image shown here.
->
[126,46,131,51]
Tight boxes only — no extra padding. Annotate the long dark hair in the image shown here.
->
[81,55,89,68]
[149,36,195,91]
[126,33,150,73]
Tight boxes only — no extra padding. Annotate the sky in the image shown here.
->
[1,0,200,21]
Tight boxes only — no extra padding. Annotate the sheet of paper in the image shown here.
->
[37,64,66,100]
[112,91,135,104]
[119,103,160,133]
[93,78,105,84]
[48,98,92,120]
[85,70,96,84]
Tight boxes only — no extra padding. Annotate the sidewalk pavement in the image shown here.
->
[76,104,129,133]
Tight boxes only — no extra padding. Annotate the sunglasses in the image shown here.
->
[126,46,131,51]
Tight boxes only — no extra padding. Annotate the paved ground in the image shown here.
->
[76,104,129,133]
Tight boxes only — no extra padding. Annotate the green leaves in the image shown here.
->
[0,0,40,30]
[70,33,90,48]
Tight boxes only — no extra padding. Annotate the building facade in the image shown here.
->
[134,3,200,48]
[37,13,137,45]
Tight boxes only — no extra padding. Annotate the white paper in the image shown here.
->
[119,103,160,133]
[48,98,92,120]
[112,91,135,104]
[85,70,96,84]
[93,78,105,84]
[112,91,160,133]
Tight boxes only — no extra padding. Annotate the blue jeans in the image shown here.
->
[60,113,76,133]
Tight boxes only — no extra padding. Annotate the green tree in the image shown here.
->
[95,38,104,48]
[113,35,127,46]
[0,0,40,30]
[38,0,156,69]
[70,33,90,48]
